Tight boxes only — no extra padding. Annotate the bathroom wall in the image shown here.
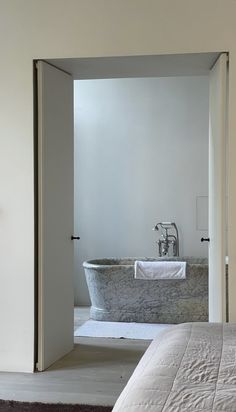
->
[74,76,209,305]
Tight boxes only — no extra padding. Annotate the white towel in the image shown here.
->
[134,260,186,280]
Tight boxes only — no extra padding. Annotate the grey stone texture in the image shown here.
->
[83,257,228,324]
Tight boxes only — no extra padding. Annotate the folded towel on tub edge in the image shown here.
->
[134,260,186,280]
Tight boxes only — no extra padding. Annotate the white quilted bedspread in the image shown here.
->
[112,323,236,411]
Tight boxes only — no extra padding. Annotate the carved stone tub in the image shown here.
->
[83,257,209,323]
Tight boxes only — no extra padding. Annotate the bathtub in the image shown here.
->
[83,257,209,324]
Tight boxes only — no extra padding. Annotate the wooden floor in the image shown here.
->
[74,306,91,329]
[0,307,150,406]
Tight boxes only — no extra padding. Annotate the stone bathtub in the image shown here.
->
[83,257,209,324]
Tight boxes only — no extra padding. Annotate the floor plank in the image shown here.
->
[0,307,150,406]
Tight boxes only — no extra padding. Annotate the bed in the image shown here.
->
[112,323,236,411]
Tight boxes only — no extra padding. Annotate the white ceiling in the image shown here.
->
[45,53,221,79]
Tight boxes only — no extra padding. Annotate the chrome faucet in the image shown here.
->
[153,222,179,257]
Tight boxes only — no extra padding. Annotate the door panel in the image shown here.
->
[37,61,74,371]
[208,53,227,322]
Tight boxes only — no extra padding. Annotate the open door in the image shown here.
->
[37,61,74,371]
[208,53,228,322]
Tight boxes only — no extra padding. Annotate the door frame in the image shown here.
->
[34,51,229,369]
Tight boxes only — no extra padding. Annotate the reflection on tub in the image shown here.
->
[83,257,209,324]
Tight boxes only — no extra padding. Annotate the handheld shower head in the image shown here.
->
[152,222,173,231]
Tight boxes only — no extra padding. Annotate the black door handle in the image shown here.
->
[201,237,210,242]
[71,235,80,240]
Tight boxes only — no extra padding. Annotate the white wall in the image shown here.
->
[74,76,209,305]
[1,0,236,372]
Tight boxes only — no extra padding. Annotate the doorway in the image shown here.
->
[73,75,209,306]
[36,52,228,371]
